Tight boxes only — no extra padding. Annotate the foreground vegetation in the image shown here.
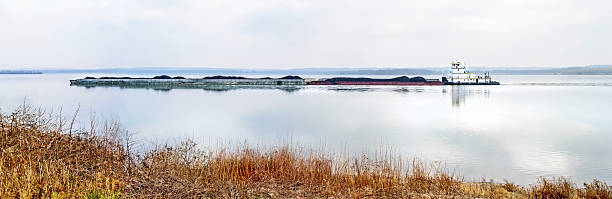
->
[1,106,611,198]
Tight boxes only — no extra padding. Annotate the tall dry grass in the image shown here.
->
[126,140,463,198]
[0,105,126,198]
[1,105,611,198]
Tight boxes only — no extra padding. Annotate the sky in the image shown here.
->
[0,0,611,69]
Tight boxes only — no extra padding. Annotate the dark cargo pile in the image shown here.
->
[203,75,248,79]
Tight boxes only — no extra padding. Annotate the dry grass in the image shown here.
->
[1,105,611,198]
[0,105,126,198]
[126,140,463,198]
[525,178,612,199]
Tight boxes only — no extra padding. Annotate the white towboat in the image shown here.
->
[442,61,500,85]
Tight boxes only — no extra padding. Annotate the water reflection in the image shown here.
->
[73,83,494,108]
[450,86,491,108]
[73,84,305,92]
[74,84,434,93]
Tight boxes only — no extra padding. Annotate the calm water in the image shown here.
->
[1,73,611,184]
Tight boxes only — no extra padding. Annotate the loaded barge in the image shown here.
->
[308,76,442,85]
[70,61,499,87]
[70,75,443,87]
[70,75,307,86]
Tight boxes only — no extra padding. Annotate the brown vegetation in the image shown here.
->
[1,105,611,198]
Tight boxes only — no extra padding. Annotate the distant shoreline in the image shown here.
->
[4,64,612,75]
[0,70,43,74]
[30,64,612,75]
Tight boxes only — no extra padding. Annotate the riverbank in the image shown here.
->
[1,106,610,198]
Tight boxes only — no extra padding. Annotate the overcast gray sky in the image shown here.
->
[0,0,610,69]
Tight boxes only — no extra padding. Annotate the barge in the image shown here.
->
[70,75,307,86]
[70,61,500,87]
[308,76,443,85]
[70,75,444,87]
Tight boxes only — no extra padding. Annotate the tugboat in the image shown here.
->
[442,61,500,85]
